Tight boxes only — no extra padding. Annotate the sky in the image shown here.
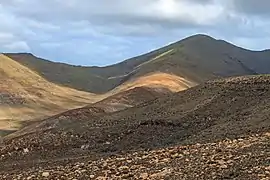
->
[0,0,270,66]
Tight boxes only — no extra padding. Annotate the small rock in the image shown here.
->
[139,173,148,179]
[96,176,106,180]
[42,172,50,177]
[23,148,29,153]
[118,166,129,173]
[220,165,228,169]
[162,158,170,162]
[150,168,171,178]
[90,175,95,178]
[217,160,226,165]
[81,144,89,149]
[171,153,182,159]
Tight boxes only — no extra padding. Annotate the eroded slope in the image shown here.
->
[0,54,100,132]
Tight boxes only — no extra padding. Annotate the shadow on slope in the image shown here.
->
[1,75,270,170]
[3,86,173,141]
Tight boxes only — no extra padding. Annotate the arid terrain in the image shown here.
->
[1,75,270,179]
[0,35,270,179]
[0,54,100,136]
[0,55,191,136]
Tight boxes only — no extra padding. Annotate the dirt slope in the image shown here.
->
[1,75,270,178]
[4,86,173,140]
[0,51,191,136]
[0,54,101,134]
[110,72,196,94]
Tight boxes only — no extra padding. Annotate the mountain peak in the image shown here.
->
[167,34,218,49]
[188,34,216,39]
[181,34,217,43]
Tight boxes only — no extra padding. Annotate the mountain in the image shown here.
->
[0,57,193,136]
[0,54,101,136]
[1,34,270,179]
[1,75,270,178]
[4,86,173,140]
[5,34,270,94]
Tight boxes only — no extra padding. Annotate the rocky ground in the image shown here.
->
[0,75,270,179]
[1,132,269,179]
[0,91,27,105]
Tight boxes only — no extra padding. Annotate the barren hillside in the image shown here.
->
[0,54,101,135]
[1,75,269,179]
[0,52,191,137]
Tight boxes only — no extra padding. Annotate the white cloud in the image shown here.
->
[40,42,62,49]
[25,19,60,31]
[0,33,15,42]
[0,0,269,65]
[229,0,270,16]
[4,41,30,51]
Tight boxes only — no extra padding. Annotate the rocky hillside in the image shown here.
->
[3,86,172,140]
[1,132,269,179]
[0,53,192,137]
[6,34,270,93]
[1,75,269,179]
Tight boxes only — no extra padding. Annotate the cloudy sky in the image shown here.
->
[0,0,269,66]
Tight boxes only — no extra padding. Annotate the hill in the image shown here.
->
[0,54,101,136]
[3,86,173,140]
[0,55,192,136]
[1,75,270,179]
[94,86,173,112]
[5,34,270,93]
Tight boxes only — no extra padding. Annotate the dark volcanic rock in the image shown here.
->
[0,75,270,179]
[0,132,269,179]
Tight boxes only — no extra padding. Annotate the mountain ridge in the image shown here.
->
[5,34,270,93]
[4,34,270,68]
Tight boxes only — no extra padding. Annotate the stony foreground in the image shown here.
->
[1,132,269,180]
